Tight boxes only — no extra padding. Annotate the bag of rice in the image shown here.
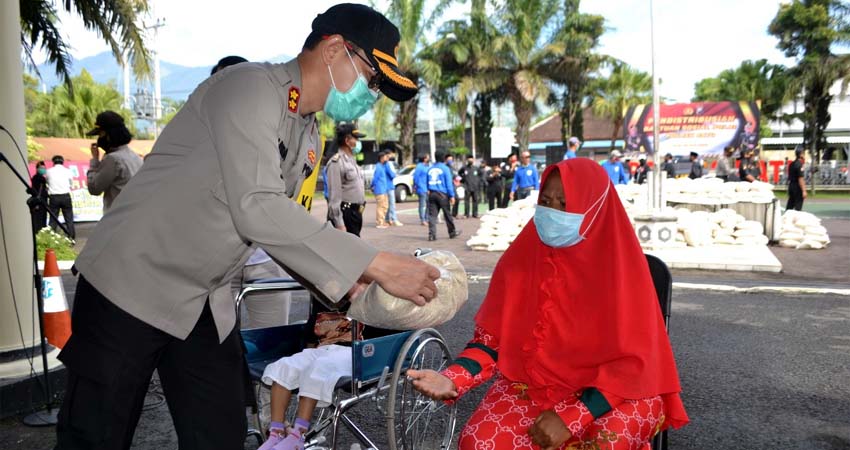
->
[796,240,824,250]
[779,239,801,248]
[713,235,736,245]
[733,228,762,238]
[347,250,468,330]
[804,225,828,235]
[737,221,764,234]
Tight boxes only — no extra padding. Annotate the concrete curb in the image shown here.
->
[672,282,850,296]
[467,274,850,296]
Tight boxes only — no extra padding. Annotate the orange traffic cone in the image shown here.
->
[42,249,71,348]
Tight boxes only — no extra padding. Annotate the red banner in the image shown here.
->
[623,101,760,157]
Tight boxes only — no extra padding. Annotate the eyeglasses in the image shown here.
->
[345,42,383,91]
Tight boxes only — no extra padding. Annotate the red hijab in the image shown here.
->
[476,158,688,429]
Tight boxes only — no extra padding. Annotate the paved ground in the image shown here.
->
[3,195,849,449]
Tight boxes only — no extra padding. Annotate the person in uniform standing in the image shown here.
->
[786,146,807,211]
[688,151,703,179]
[739,149,759,182]
[54,5,439,450]
[459,156,481,218]
[500,154,518,207]
[428,151,462,241]
[46,155,75,240]
[29,161,49,234]
[326,123,367,236]
[85,111,144,212]
[485,163,504,210]
[715,146,734,182]
[509,151,540,201]
[661,153,676,179]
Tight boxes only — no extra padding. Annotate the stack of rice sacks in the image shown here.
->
[466,196,536,252]
[777,210,830,250]
[672,207,769,247]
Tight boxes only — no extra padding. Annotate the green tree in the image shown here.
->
[693,59,790,137]
[768,0,850,164]
[547,0,607,146]
[482,0,568,155]
[27,126,43,162]
[590,62,652,148]
[20,0,152,91]
[384,0,454,165]
[27,70,134,138]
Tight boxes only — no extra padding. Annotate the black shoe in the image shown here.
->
[449,230,462,239]
[428,235,436,241]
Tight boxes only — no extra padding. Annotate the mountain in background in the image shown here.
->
[31,51,293,101]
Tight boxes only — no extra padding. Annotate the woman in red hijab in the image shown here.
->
[408,158,688,449]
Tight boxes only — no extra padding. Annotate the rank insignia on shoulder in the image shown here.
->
[288,87,300,113]
[307,149,316,165]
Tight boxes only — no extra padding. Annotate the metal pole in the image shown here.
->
[650,0,662,212]
[427,88,437,162]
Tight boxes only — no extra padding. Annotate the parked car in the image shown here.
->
[392,164,416,202]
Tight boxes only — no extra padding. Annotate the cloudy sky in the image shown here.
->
[36,0,796,102]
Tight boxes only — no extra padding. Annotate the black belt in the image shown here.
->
[517,187,533,192]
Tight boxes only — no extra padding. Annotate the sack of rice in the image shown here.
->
[488,241,510,252]
[779,239,801,248]
[804,225,828,235]
[348,251,468,330]
[796,240,824,250]
[733,228,762,238]
[779,231,805,241]
[806,233,830,245]
[713,234,736,245]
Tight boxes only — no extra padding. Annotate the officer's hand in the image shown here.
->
[362,252,439,306]
[509,192,515,201]
[336,225,346,231]
[802,190,808,199]
[450,197,455,206]
[528,410,571,450]
[407,369,458,400]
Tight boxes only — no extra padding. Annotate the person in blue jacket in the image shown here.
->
[384,153,402,226]
[509,151,540,201]
[371,151,393,228]
[413,154,431,225]
[601,150,629,185]
[427,151,462,241]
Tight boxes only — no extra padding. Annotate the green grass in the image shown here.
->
[772,190,850,201]
[36,227,77,261]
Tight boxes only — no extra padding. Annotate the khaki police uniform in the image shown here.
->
[57,59,378,450]
[325,150,366,236]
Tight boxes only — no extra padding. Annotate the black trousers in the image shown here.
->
[48,193,75,239]
[464,186,479,218]
[428,191,456,239]
[55,277,246,450]
[786,184,804,211]
[31,205,47,235]
[341,203,364,237]
[500,183,512,208]
[487,188,502,210]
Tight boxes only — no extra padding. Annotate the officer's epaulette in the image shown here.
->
[329,153,341,163]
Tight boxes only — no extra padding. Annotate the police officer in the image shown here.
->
[739,149,759,182]
[55,5,439,449]
[326,123,367,236]
[428,151,462,241]
[661,153,676,179]
[500,154,518,207]
[459,156,481,218]
[688,151,703,179]
[509,151,540,201]
[786,146,807,211]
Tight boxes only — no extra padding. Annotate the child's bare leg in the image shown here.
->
[295,397,319,422]
[270,383,293,423]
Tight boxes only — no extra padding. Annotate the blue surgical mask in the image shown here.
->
[37,167,47,175]
[323,48,379,122]
[533,184,609,248]
[353,140,362,154]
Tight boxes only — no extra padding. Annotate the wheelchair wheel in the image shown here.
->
[386,329,457,450]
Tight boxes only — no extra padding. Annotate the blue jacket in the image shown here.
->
[601,160,628,185]
[371,162,394,195]
[511,164,540,192]
[563,150,577,160]
[413,162,430,195]
[322,166,329,198]
[427,162,455,197]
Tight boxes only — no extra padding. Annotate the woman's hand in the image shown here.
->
[406,369,458,400]
[528,410,572,450]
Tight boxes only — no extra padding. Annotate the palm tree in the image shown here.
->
[384,0,454,165]
[590,62,652,148]
[474,0,566,155]
[28,69,132,137]
[20,0,152,90]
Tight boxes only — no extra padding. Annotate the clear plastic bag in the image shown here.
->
[347,250,468,330]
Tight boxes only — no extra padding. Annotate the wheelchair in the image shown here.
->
[237,278,458,450]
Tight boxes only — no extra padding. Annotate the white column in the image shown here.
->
[0,0,38,352]
[123,53,131,109]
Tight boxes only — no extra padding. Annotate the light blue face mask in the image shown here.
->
[324,48,379,122]
[533,184,609,248]
[353,140,362,154]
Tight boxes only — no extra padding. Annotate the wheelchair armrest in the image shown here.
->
[244,277,298,285]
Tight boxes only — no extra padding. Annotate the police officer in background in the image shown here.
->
[459,156,481,218]
[688,151,703,179]
[55,5,439,449]
[326,123,367,236]
[786,146,807,211]
[661,153,676,179]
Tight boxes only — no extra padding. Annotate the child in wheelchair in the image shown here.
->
[258,299,394,450]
